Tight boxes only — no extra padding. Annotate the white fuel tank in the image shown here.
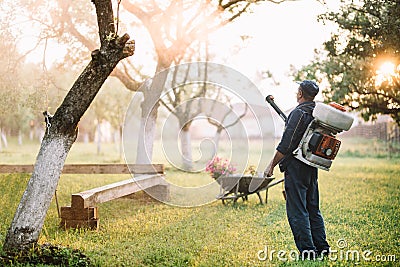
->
[313,102,354,131]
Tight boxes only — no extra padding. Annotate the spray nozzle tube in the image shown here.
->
[265,95,287,122]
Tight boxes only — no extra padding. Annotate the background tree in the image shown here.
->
[121,0,269,164]
[0,9,23,149]
[206,91,248,154]
[90,79,132,156]
[159,62,208,170]
[294,0,400,124]
[0,2,72,146]
[3,0,135,251]
[0,24,41,148]
[3,0,291,164]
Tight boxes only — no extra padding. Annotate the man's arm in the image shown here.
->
[264,108,305,177]
[264,150,285,177]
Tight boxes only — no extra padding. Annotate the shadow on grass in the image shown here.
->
[0,243,92,267]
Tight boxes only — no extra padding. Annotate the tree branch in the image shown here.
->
[111,67,141,91]
[65,13,97,51]
[50,0,135,136]
[223,103,248,129]
[121,1,151,25]
[227,2,251,22]
[92,0,115,46]
[159,98,177,117]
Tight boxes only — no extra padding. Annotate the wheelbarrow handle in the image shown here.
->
[265,95,287,122]
[267,177,284,188]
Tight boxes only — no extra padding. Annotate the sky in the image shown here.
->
[208,0,340,111]
[19,0,341,112]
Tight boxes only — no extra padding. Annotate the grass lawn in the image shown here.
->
[0,138,399,266]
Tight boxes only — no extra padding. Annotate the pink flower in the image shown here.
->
[205,156,235,179]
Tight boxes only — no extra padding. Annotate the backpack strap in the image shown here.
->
[297,103,314,116]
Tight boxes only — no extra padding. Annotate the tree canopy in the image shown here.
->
[295,0,400,124]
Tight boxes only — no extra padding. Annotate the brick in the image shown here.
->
[60,218,99,230]
[60,206,73,219]
[71,194,84,209]
[60,206,98,220]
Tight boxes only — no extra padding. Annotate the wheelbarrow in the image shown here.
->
[216,175,284,205]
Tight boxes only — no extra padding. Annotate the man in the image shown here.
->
[264,80,330,259]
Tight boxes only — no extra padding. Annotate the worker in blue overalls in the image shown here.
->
[264,80,330,259]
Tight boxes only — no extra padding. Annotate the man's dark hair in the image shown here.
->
[300,88,315,101]
[298,80,319,101]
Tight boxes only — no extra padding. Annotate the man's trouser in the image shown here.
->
[284,159,330,257]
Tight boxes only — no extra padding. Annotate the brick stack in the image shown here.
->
[60,205,99,230]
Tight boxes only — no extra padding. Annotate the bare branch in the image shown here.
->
[111,67,141,91]
[121,1,151,25]
[159,98,177,116]
[227,2,251,22]
[66,20,97,51]
[223,103,248,129]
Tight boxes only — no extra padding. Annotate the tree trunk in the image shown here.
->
[212,128,222,155]
[83,132,89,144]
[180,124,192,170]
[136,106,158,164]
[3,0,135,252]
[29,124,34,141]
[18,130,23,145]
[0,128,2,152]
[1,130,8,149]
[3,135,73,251]
[135,63,169,164]
[96,121,102,155]
[118,125,123,160]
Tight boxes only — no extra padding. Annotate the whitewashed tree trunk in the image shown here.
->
[29,129,34,141]
[3,135,73,250]
[180,126,192,170]
[136,107,157,164]
[212,129,222,155]
[0,128,2,152]
[1,131,8,148]
[118,125,123,160]
[3,0,135,251]
[83,132,89,144]
[18,130,23,145]
[96,122,102,155]
[135,64,168,164]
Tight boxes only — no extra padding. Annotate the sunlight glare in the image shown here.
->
[378,61,395,76]
[375,61,398,87]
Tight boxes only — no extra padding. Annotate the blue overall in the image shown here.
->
[276,101,330,255]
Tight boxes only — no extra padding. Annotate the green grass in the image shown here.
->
[0,137,399,266]
[338,137,400,158]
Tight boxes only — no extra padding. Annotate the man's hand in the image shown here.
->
[264,150,285,178]
[264,163,274,177]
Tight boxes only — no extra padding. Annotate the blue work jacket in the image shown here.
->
[277,101,315,171]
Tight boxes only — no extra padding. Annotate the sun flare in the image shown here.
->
[378,61,396,76]
[375,61,399,87]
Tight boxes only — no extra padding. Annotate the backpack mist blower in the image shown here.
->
[266,95,354,171]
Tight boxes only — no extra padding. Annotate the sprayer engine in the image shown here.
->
[293,102,354,171]
[266,95,354,171]
[307,131,341,160]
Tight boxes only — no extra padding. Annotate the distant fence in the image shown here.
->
[340,121,400,143]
